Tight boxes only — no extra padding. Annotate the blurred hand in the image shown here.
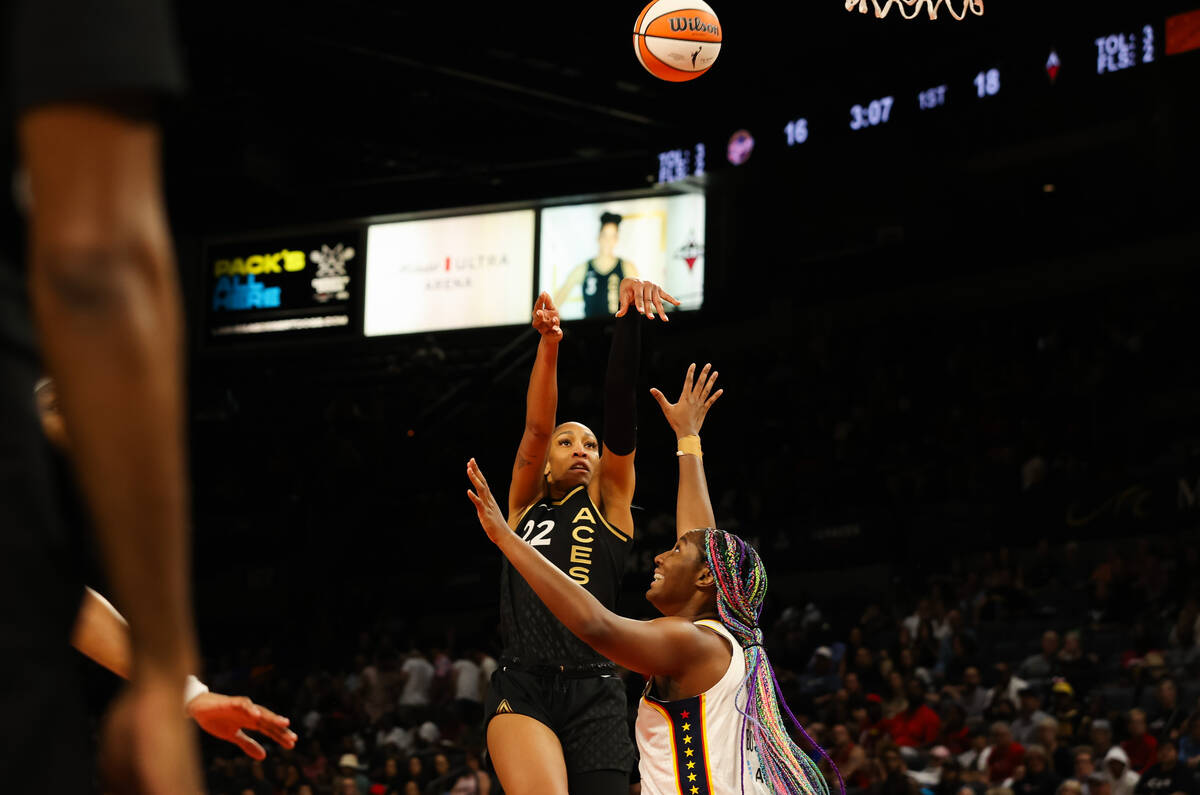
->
[615,277,680,321]
[531,292,562,341]
[650,363,723,439]
[187,692,298,760]
[467,458,511,544]
[100,674,203,794]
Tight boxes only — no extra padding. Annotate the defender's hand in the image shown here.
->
[187,692,298,760]
[615,277,680,322]
[650,363,723,438]
[467,459,511,544]
[532,292,562,341]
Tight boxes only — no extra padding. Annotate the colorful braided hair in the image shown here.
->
[700,528,845,795]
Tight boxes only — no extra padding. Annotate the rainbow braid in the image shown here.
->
[701,529,845,795]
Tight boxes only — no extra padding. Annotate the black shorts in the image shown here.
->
[484,662,635,777]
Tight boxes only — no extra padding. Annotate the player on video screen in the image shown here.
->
[552,212,641,318]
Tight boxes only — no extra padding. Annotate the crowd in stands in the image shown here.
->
[191,531,1200,795]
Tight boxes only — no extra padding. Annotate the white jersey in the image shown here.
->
[636,619,770,795]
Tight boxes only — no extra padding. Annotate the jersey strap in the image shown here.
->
[642,693,715,795]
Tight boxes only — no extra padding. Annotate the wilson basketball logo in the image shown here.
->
[633,1,723,82]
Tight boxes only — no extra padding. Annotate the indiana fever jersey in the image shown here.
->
[636,620,770,795]
[500,484,632,666]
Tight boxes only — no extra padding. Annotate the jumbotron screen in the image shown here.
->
[537,193,705,321]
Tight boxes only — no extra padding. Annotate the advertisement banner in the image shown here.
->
[203,229,362,341]
[364,210,536,336]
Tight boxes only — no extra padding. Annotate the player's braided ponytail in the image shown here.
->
[700,528,843,795]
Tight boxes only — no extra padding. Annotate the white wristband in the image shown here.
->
[184,674,209,707]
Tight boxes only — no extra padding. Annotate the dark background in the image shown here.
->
[84,4,1200,790]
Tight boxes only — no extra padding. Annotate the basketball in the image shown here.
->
[633,0,722,82]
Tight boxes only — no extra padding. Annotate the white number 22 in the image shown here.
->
[521,519,554,548]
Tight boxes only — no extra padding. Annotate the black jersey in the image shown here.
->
[582,259,625,318]
[500,484,632,666]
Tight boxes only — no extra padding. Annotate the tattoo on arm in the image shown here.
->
[516,454,532,470]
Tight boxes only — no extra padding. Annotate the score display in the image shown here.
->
[1095,25,1156,74]
[653,10,1190,180]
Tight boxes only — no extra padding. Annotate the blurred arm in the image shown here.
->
[22,104,197,679]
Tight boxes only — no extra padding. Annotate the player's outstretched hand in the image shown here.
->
[187,692,298,760]
[615,277,680,322]
[532,292,562,341]
[467,458,510,543]
[650,363,723,438]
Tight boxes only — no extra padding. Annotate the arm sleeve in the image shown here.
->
[602,310,641,455]
[11,0,185,113]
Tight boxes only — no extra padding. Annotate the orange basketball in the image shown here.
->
[633,1,722,82]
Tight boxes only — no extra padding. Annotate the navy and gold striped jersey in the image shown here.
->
[499,484,632,666]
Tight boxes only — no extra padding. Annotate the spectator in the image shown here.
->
[1090,721,1116,760]
[877,746,920,795]
[827,723,871,791]
[1036,717,1074,780]
[1179,714,1200,769]
[301,740,329,784]
[1051,680,1082,742]
[376,714,414,757]
[1012,745,1061,795]
[399,648,435,718]
[1057,781,1084,795]
[1013,689,1053,746]
[1133,739,1193,795]
[961,725,992,778]
[987,722,1027,784]
[476,650,499,705]
[403,781,421,795]
[338,754,370,795]
[1057,634,1096,694]
[937,759,974,795]
[940,703,972,754]
[363,649,405,725]
[989,664,1030,712]
[1145,680,1187,741]
[1103,746,1140,795]
[407,755,430,788]
[852,646,884,694]
[884,670,909,719]
[451,651,483,720]
[1073,745,1097,795]
[948,666,991,722]
[1122,710,1159,775]
[1020,632,1062,684]
[373,757,405,793]
[911,746,955,787]
[336,777,361,795]
[887,678,943,751]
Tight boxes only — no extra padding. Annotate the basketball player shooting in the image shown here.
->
[481,279,676,795]
[468,364,840,795]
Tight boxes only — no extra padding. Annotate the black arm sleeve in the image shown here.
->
[602,311,641,456]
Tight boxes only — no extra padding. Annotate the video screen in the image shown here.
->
[538,193,705,321]
[364,210,536,337]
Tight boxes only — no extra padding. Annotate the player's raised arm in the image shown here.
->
[595,277,682,536]
[508,293,562,521]
[470,459,717,678]
[650,363,723,539]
